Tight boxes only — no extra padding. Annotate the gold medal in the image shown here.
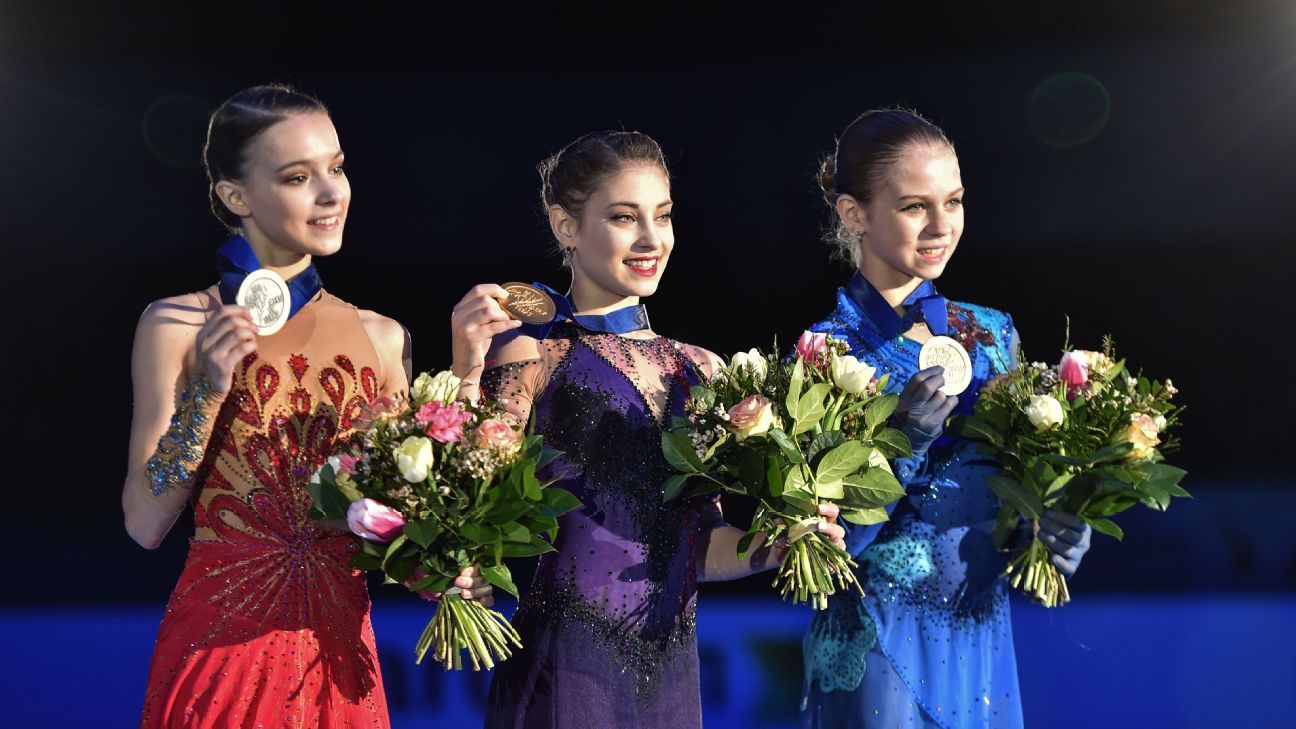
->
[918,335,972,396]
[236,269,290,336]
[499,282,557,325]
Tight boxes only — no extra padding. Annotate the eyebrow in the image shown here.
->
[605,200,673,209]
[275,151,344,174]
[897,187,965,201]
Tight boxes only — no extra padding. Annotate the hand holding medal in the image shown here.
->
[449,284,529,383]
[193,305,258,396]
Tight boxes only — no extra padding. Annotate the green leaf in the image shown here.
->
[536,446,563,471]
[947,415,1004,448]
[791,384,832,435]
[662,431,704,474]
[842,507,889,525]
[403,520,441,549]
[307,477,352,521]
[663,473,692,502]
[807,431,847,465]
[536,487,583,517]
[765,457,785,499]
[458,523,500,545]
[381,534,410,570]
[502,539,558,558]
[737,449,767,496]
[1088,442,1134,465]
[351,552,383,571]
[871,428,913,458]
[816,479,845,499]
[991,505,1017,549]
[484,498,533,525]
[1085,516,1125,540]
[690,385,717,412]
[864,394,899,429]
[816,441,871,484]
[1043,474,1074,502]
[986,474,1043,520]
[481,564,519,598]
[786,357,806,412]
[736,531,757,555]
[499,521,531,543]
[843,469,906,508]
[781,488,818,515]
[768,428,806,465]
[784,464,812,494]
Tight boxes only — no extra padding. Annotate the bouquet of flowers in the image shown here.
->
[661,332,910,609]
[308,370,580,669]
[951,336,1188,607]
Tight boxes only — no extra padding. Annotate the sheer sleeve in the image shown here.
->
[679,343,724,382]
[478,332,553,429]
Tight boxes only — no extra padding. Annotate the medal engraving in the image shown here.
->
[918,335,973,396]
[500,282,557,325]
[237,269,291,336]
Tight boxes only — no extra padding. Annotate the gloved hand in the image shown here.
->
[895,366,960,457]
[1038,510,1092,578]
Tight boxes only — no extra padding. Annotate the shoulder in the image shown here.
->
[135,289,216,347]
[948,299,1014,337]
[678,342,725,380]
[485,329,543,369]
[355,307,409,358]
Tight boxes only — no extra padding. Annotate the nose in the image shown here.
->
[635,218,662,251]
[925,208,952,238]
[315,176,344,206]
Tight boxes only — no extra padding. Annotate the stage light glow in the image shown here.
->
[1026,72,1112,149]
[142,93,212,170]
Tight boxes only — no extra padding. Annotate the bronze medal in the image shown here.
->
[499,282,557,325]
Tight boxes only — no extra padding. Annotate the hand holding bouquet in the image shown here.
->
[309,370,580,669]
[661,332,910,609]
[952,337,1187,606]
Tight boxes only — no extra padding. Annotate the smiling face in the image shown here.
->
[552,164,674,311]
[850,143,964,290]
[214,112,349,264]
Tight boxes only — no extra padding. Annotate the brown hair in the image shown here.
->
[203,84,328,232]
[818,108,954,265]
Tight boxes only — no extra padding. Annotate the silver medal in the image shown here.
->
[236,269,291,336]
[918,335,972,396]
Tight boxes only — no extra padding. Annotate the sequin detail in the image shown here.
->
[146,373,217,496]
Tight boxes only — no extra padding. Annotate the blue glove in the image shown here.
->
[895,366,960,457]
[1038,510,1092,578]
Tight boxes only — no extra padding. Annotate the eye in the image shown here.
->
[611,214,636,223]
[655,211,673,223]
[285,174,308,185]
[330,164,345,175]
[946,198,963,208]
[901,202,925,213]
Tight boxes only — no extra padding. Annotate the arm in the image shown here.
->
[697,503,846,582]
[449,283,524,403]
[121,295,257,549]
[358,311,413,398]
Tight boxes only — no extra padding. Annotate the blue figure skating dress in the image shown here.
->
[801,273,1023,729]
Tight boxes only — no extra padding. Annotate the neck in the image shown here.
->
[858,261,924,313]
[241,228,313,281]
[569,274,639,314]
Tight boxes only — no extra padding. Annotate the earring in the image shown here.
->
[562,246,575,260]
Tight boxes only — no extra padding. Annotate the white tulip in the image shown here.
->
[831,354,876,395]
[393,436,435,483]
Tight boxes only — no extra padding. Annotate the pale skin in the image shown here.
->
[121,111,489,602]
[836,141,1087,576]
[448,164,846,581]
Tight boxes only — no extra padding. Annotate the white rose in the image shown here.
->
[392,436,435,483]
[729,349,768,384]
[411,370,462,406]
[1024,394,1065,431]
[1153,414,1167,432]
[830,354,876,395]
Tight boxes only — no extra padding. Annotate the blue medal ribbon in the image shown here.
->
[216,236,323,320]
[843,272,948,339]
[517,282,651,339]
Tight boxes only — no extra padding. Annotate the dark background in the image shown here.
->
[2,2,1293,608]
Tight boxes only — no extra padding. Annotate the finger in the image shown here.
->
[932,394,959,421]
[1050,553,1077,577]
[1039,531,1077,558]
[1039,519,1085,547]
[817,502,840,523]
[899,367,943,400]
[460,565,481,578]
[477,319,523,338]
[1043,510,1085,529]
[817,521,847,548]
[911,374,946,406]
[481,595,495,608]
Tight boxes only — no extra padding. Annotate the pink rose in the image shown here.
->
[1058,351,1088,400]
[416,401,474,443]
[728,394,776,440]
[474,417,520,450]
[795,331,830,369]
[336,453,360,475]
[346,498,406,542]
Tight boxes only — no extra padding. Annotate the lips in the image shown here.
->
[308,215,341,231]
[624,257,659,277]
[917,247,947,264]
